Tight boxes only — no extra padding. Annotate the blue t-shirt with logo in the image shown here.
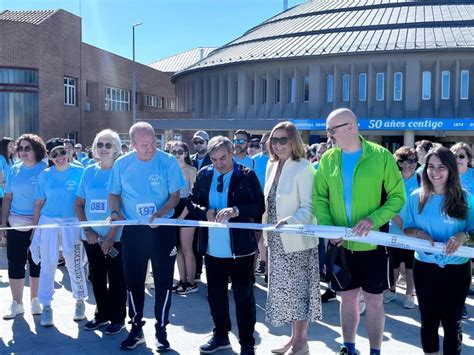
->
[342,149,362,225]
[34,164,84,218]
[252,152,269,191]
[234,155,254,170]
[5,161,48,215]
[108,150,185,220]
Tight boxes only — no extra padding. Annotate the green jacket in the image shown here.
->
[313,137,405,251]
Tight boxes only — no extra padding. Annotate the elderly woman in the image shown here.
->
[264,121,321,355]
[1,134,47,319]
[451,142,474,195]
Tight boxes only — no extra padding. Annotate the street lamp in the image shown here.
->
[132,22,142,125]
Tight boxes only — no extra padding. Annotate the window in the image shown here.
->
[173,133,182,141]
[460,70,469,100]
[0,68,38,86]
[166,98,175,110]
[376,73,384,101]
[341,74,350,102]
[250,79,255,105]
[105,86,130,111]
[262,78,267,104]
[441,71,450,100]
[145,94,163,108]
[422,71,431,100]
[303,75,310,102]
[326,74,334,103]
[65,132,77,144]
[275,78,280,103]
[64,77,76,106]
[288,77,295,103]
[358,73,367,101]
[393,72,403,101]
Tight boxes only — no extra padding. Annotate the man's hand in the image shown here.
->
[206,209,217,222]
[149,208,167,228]
[107,210,124,223]
[352,217,375,237]
[215,207,238,223]
[101,235,115,255]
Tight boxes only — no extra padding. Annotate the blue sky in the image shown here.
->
[1,0,305,64]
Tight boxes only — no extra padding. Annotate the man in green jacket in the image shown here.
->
[313,108,405,355]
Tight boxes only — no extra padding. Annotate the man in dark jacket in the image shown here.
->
[190,130,212,171]
[187,136,264,355]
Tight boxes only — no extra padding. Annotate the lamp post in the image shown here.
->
[132,22,142,125]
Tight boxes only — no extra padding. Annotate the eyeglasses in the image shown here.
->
[171,149,184,156]
[326,122,350,135]
[233,139,248,145]
[50,148,67,159]
[455,154,467,160]
[270,137,288,146]
[17,145,32,153]
[404,158,418,164]
[249,144,260,149]
[97,142,113,149]
[193,140,206,145]
[217,174,224,193]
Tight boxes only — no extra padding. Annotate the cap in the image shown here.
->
[74,143,82,149]
[45,138,65,153]
[192,130,209,141]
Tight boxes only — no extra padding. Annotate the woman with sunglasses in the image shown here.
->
[75,129,127,334]
[451,142,474,196]
[264,121,320,355]
[169,141,198,294]
[31,138,87,327]
[1,134,47,320]
[402,146,473,355]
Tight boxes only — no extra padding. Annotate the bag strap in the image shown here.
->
[337,246,349,267]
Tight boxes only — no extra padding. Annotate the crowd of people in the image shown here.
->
[0,107,472,355]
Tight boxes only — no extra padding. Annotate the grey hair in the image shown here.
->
[129,122,155,142]
[207,136,234,155]
[92,129,122,160]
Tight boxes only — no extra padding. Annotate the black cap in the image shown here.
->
[45,138,65,153]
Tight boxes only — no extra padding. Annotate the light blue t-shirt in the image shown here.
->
[0,155,14,198]
[34,164,84,218]
[207,170,233,258]
[402,190,474,267]
[5,161,48,215]
[234,155,254,170]
[252,152,269,191]
[342,149,362,225]
[389,173,420,235]
[77,163,122,241]
[108,150,185,220]
[460,168,474,196]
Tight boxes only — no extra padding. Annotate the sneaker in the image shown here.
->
[155,326,170,352]
[104,322,125,335]
[31,297,42,315]
[40,305,54,327]
[359,300,366,316]
[177,282,198,295]
[339,345,349,354]
[462,305,468,319]
[3,301,24,320]
[240,345,256,355]
[383,291,397,304]
[120,324,145,350]
[321,288,337,303]
[172,280,186,293]
[255,261,266,275]
[84,317,108,331]
[73,300,86,321]
[199,336,231,353]
[403,295,415,309]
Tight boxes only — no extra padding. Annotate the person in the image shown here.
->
[415,140,433,174]
[108,122,185,351]
[64,139,83,166]
[313,108,405,355]
[187,136,264,355]
[190,130,211,170]
[264,122,321,355]
[233,130,254,169]
[1,134,47,319]
[74,143,86,161]
[402,146,473,355]
[0,137,16,209]
[313,142,328,170]
[247,138,261,157]
[30,138,87,327]
[384,147,420,309]
[169,141,198,295]
[121,143,130,154]
[74,129,127,335]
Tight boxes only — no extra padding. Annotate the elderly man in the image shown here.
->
[108,122,185,351]
[187,136,264,355]
[313,108,405,355]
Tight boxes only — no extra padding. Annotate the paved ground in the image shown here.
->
[0,247,473,354]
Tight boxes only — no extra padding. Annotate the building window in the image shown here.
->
[0,68,38,86]
[358,73,367,101]
[376,73,384,101]
[262,78,267,104]
[173,133,182,141]
[460,70,469,100]
[441,71,450,100]
[166,98,175,110]
[105,86,130,111]
[145,94,163,108]
[288,77,295,103]
[303,75,310,102]
[64,77,76,106]
[326,75,334,103]
[250,79,255,105]
[342,74,350,102]
[275,78,280,103]
[393,72,403,101]
[422,71,431,100]
[65,132,77,144]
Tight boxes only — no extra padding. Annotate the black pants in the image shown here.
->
[205,254,256,348]
[121,225,177,329]
[414,259,471,354]
[83,241,126,324]
[7,228,40,279]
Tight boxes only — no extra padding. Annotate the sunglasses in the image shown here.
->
[17,145,32,153]
[249,144,260,149]
[50,148,67,159]
[171,149,184,156]
[233,139,248,145]
[217,174,224,193]
[402,158,418,164]
[270,137,289,146]
[326,122,350,135]
[193,140,206,145]
[456,154,467,160]
[97,142,113,149]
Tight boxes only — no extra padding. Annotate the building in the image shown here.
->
[0,9,186,146]
[168,0,474,149]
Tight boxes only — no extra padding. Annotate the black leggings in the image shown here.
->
[414,259,471,354]
[7,228,40,279]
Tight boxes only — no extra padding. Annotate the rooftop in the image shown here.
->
[0,10,57,25]
[149,47,217,73]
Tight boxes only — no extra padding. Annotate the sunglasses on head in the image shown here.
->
[17,145,32,153]
[270,137,289,146]
[50,148,67,159]
[193,139,206,145]
[171,149,184,156]
[97,142,113,149]
[456,154,467,160]
[233,138,248,145]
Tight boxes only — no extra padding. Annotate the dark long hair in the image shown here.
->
[171,141,193,167]
[0,137,15,164]
[419,146,468,220]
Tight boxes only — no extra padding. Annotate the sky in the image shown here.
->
[1,0,306,65]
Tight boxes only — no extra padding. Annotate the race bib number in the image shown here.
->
[136,203,156,217]
[89,199,107,213]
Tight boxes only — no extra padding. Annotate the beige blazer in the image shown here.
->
[263,158,318,253]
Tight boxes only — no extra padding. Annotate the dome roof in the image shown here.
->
[173,0,474,80]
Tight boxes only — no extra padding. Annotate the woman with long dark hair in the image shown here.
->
[0,137,15,201]
[403,146,473,355]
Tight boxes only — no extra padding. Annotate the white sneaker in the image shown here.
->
[383,291,397,304]
[359,300,366,315]
[73,300,86,321]
[403,295,415,309]
[31,297,42,315]
[40,306,54,327]
[3,301,24,320]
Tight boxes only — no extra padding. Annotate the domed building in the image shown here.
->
[169,0,474,148]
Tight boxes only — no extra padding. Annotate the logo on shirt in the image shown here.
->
[30,176,38,185]
[149,174,162,186]
[65,180,77,190]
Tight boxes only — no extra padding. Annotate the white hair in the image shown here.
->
[92,129,122,160]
